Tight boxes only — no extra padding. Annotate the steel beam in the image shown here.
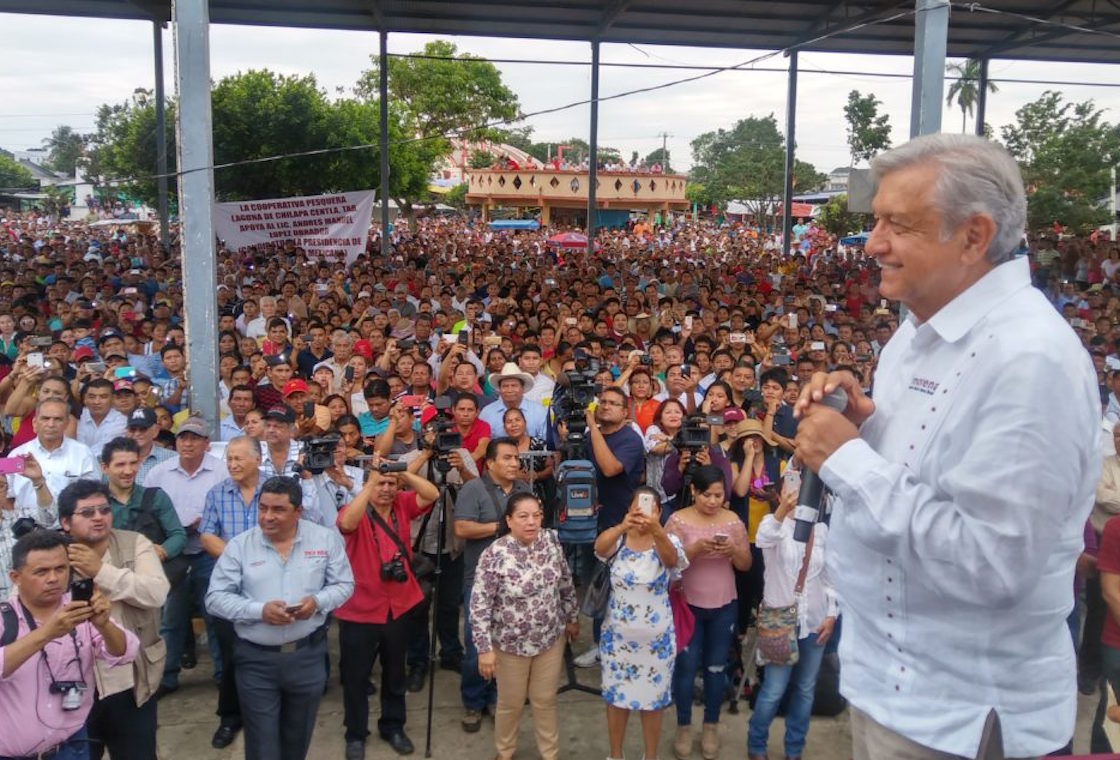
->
[172,0,219,433]
[153,21,170,252]
[909,0,949,139]
[379,29,391,257]
[587,39,599,254]
[974,57,989,137]
[782,50,798,258]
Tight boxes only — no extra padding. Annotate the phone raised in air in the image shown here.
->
[0,457,25,475]
[70,577,94,603]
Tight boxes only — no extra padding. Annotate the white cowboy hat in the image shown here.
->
[488,362,534,391]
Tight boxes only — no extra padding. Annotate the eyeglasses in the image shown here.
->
[598,399,625,408]
[74,505,113,519]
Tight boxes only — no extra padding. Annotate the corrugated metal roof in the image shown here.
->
[1,0,1118,64]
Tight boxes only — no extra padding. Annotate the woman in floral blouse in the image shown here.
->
[470,492,579,760]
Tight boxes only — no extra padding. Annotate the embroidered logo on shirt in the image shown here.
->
[303,550,328,558]
[908,376,940,395]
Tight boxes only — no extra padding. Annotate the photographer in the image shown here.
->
[565,386,645,669]
[334,458,439,759]
[58,479,169,760]
[0,530,138,759]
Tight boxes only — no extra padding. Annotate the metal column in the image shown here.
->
[153,21,170,253]
[379,29,391,257]
[781,51,798,258]
[909,0,950,138]
[172,0,219,433]
[974,57,990,137]
[586,40,600,254]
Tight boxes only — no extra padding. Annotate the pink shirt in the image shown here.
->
[666,514,747,609]
[0,593,139,756]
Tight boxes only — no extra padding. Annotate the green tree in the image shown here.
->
[0,155,35,189]
[469,149,495,169]
[40,185,71,217]
[689,115,824,222]
[945,59,999,134]
[815,194,865,238]
[356,40,520,226]
[1001,90,1120,232]
[89,88,176,206]
[644,147,672,173]
[444,182,469,209]
[41,125,88,177]
[843,90,892,166]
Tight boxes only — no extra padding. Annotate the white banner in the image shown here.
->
[213,190,375,265]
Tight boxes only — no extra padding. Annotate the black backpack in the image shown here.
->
[125,486,188,587]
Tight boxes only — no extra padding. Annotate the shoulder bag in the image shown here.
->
[756,526,814,667]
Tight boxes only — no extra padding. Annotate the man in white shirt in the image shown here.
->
[795,134,1101,760]
[11,397,99,516]
[517,344,554,405]
[76,378,128,458]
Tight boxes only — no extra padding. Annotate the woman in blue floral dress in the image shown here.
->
[594,487,689,760]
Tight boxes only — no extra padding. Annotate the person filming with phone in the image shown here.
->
[0,529,138,760]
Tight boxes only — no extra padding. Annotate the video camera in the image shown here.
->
[301,435,341,474]
[418,395,461,474]
[555,349,602,444]
[675,414,711,452]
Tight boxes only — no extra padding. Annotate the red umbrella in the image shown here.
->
[547,231,598,250]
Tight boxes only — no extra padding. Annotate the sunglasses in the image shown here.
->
[73,505,113,519]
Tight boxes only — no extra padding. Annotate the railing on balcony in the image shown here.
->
[465,168,689,209]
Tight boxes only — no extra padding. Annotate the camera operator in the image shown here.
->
[259,406,324,526]
[58,479,169,760]
[309,442,364,529]
[659,415,734,515]
[398,409,478,691]
[334,459,439,759]
[0,530,138,759]
[563,386,645,669]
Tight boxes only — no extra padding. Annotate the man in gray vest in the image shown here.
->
[59,478,169,760]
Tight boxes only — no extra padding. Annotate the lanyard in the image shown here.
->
[19,599,83,687]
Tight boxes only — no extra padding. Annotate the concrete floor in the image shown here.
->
[154,631,1102,760]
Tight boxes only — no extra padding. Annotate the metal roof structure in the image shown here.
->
[1,0,1118,64]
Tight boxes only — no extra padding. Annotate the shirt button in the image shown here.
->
[900,666,906,672]
[930,407,937,412]
[887,596,892,602]
[920,424,926,430]
[895,685,900,691]
[888,577,893,583]
[888,613,894,618]
[887,633,893,639]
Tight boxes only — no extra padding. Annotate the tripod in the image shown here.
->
[554,429,601,697]
[422,455,458,758]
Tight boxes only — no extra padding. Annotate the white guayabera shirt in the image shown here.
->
[820,256,1101,758]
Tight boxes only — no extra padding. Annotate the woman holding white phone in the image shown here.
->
[595,487,687,760]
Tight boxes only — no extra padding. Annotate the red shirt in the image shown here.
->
[335,491,430,624]
[1099,516,1120,649]
[459,418,492,470]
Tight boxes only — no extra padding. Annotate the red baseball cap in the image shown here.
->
[281,379,309,397]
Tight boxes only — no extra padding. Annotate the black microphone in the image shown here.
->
[793,387,849,543]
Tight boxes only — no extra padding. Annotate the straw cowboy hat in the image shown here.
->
[488,362,535,391]
[733,418,778,447]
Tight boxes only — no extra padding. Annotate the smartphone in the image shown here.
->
[680,364,690,378]
[729,332,746,344]
[30,336,52,347]
[637,493,655,516]
[713,533,729,545]
[825,304,838,312]
[122,287,138,295]
[787,314,798,329]
[457,330,469,346]
[26,352,44,369]
[114,366,137,379]
[399,394,427,408]
[303,402,315,419]
[284,604,302,614]
[397,339,415,350]
[70,577,94,603]
[483,335,502,346]
[564,317,577,326]
[87,362,106,374]
[0,457,25,475]
[344,366,355,382]
[810,341,826,351]
[684,315,693,330]
[300,334,312,343]
[772,352,791,366]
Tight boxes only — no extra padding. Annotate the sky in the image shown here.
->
[2,12,1120,179]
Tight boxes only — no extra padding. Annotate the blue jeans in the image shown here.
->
[161,552,221,688]
[747,632,827,758]
[673,601,738,725]
[50,727,89,760]
[460,583,497,711]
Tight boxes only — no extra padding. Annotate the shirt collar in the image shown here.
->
[917,256,1030,344]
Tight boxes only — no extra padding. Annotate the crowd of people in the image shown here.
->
[0,132,1114,760]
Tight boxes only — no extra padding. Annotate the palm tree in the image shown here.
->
[946,59,999,134]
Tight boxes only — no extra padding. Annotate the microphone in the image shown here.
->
[793,387,849,543]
